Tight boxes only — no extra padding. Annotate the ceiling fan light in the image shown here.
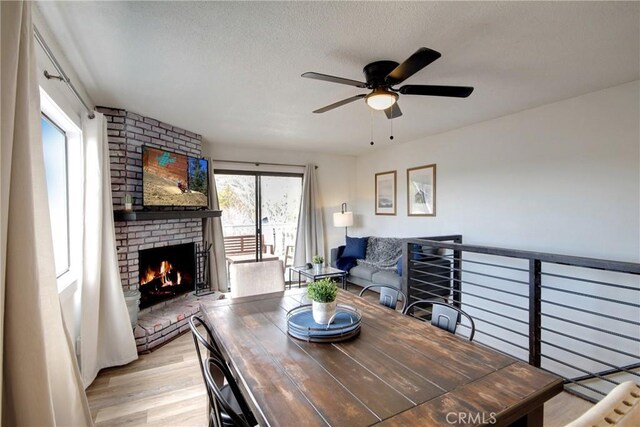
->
[365,89,398,111]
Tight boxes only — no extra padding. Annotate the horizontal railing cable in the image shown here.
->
[541,326,640,360]
[540,271,639,291]
[412,258,529,286]
[540,299,640,326]
[407,287,529,326]
[469,315,529,338]
[541,353,620,388]
[541,284,640,308]
[542,312,639,342]
[568,362,640,383]
[410,251,530,273]
[562,376,608,398]
[410,274,529,309]
[540,339,640,379]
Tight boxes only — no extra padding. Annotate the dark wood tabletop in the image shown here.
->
[199,289,562,427]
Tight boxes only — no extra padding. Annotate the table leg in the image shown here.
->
[508,405,543,427]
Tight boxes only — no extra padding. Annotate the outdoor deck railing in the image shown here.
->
[402,235,640,402]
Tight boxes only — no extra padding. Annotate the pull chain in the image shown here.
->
[370,109,374,146]
[390,117,394,141]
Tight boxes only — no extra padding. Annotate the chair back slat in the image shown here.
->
[403,300,476,341]
[204,357,253,427]
[359,284,407,312]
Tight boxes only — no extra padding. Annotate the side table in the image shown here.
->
[288,265,348,290]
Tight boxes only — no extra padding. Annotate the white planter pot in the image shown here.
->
[313,263,323,274]
[312,300,337,324]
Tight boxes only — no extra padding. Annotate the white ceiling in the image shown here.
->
[37,1,639,156]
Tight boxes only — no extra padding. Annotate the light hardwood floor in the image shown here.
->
[87,303,593,426]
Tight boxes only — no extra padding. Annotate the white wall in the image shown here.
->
[354,80,640,263]
[202,142,357,258]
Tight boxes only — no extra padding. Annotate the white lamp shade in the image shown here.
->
[333,211,354,227]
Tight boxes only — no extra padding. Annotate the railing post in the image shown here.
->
[529,259,542,367]
[452,236,462,309]
[402,242,411,309]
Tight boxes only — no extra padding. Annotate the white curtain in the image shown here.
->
[294,164,325,266]
[80,113,138,387]
[204,161,228,292]
[0,2,93,424]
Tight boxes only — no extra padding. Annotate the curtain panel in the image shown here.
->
[80,113,137,387]
[204,161,228,292]
[0,2,93,424]
[294,164,325,266]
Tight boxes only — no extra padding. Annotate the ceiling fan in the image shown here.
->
[302,47,473,119]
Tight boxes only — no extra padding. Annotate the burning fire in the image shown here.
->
[140,260,182,287]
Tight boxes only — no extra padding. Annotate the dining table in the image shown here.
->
[199,288,563,427]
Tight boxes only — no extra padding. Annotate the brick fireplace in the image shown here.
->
[100,106,216,352]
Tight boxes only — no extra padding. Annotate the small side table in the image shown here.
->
[288,266,348,290]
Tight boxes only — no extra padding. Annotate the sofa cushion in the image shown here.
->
[349,265,377,282]
[342,236,368,259]
[371,270,402,288]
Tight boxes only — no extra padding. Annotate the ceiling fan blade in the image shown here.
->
[312,94,366,113]
[385,48,441,86]
[399,85,474,98]
[302,72,367,88]
[384,103,402,119]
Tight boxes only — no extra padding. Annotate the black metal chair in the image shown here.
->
[359,284,407,311]
[403,300,476,341]
[189,316,256,427]
[203,357,256,427]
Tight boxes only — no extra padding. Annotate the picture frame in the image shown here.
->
[375,170,397,215]
[407,164,436,216]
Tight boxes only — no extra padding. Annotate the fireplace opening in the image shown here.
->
[139,243,195,309]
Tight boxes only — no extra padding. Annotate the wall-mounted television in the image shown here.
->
[142,146,209,207]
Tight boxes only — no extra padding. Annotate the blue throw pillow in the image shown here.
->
[336,256,357,272]
[342,236,368,259]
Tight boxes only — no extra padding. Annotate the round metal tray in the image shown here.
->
[286,304,362,343]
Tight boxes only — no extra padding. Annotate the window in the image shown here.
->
[40,88,82,294]
[41,114,70,277]
[215,170,303,284]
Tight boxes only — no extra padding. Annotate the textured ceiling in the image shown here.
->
[36,1,639,155]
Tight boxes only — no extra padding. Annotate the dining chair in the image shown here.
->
[230,260,285,298]
[564,381,640,427]
[189,316,256,427]
[359,284,407,311]
[403,299,476,341]
[204,357,256,427]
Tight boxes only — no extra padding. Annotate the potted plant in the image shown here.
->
[307,278,338,324]
[312,255,324,273]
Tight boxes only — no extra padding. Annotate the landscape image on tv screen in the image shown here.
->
[143,147,209,207]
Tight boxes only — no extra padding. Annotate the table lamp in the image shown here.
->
[333,202,354,237]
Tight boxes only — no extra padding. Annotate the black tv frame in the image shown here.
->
[141,145,210,209]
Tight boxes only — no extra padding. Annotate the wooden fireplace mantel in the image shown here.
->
[113,209,222,221]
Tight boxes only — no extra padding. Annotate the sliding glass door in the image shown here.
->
[216,171,302,267]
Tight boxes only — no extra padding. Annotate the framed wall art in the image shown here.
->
[375,170,397,215]
[407,164,436,216]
